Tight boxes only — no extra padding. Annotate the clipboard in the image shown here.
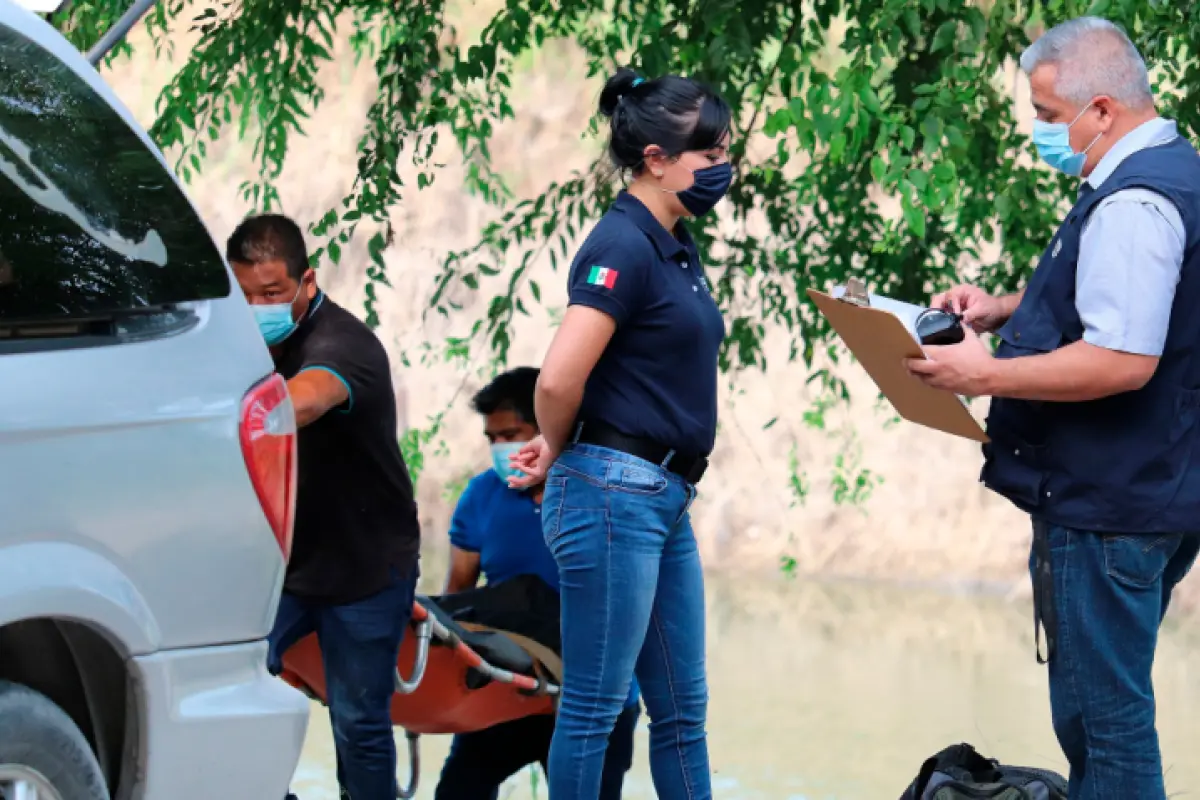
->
[806,282,989,443]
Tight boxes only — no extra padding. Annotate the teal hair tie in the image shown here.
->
[632,77,645,87]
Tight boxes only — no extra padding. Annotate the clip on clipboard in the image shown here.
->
[806,280,989,443]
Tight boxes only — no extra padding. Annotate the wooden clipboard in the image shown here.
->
[807,287,989,443]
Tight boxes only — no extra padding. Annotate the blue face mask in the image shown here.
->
[252,285,302,346]
[678,162,733,217]
[1032,103,1101,178]
[490,441,525,485]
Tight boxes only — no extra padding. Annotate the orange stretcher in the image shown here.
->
[278,596,562,799]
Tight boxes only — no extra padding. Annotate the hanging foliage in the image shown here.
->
[50,0,1200,406]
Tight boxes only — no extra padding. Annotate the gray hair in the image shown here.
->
[1019,16,1153,109]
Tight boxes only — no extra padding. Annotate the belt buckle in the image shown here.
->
[685,457,708,485]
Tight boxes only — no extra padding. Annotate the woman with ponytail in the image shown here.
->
[509,67,732,799]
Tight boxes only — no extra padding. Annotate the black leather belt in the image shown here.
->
[572,421,709,485]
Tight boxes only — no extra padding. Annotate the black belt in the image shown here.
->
[572,421,709,485]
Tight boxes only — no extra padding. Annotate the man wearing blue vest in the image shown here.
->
[434,367,641,799]
[906,17,1200,800]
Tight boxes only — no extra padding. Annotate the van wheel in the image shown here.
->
[0,680,108,800]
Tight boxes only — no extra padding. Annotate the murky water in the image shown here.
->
[290,573,1200,799]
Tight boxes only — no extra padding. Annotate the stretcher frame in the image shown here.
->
[279,600,562,799]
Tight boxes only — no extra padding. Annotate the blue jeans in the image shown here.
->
[1033,523,1199,799]
[542,444,710,800]
[434,702,640,799]
[268,565,417,800]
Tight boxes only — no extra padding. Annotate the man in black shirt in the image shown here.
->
[227,214,421,800]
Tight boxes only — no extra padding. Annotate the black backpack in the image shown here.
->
[900,743,1068,800]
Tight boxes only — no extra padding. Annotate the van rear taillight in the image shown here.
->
[239,373,297,559]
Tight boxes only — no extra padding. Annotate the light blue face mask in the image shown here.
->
[490,441,525,485]
[252,285,302,346]
[1031,103,1102,178]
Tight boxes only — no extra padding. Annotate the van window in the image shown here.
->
[0,25,230,323]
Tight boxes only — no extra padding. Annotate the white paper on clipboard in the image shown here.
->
[807,284,989,443]
[829,285,930,352]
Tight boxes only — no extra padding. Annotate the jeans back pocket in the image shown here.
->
[1104,534,1184,588]
[607,461,669,496]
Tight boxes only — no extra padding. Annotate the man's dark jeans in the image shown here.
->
[1035,524,1200,799]
[435,702,640,800]
[268,566,417,800]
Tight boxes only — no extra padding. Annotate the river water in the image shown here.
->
[289,573,1200,799]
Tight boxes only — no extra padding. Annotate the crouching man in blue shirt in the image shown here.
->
[907,17,1200,799]
[434,367,641,799]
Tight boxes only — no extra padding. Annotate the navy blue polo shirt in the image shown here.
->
[449,469,640,707]
[568,191,726,456]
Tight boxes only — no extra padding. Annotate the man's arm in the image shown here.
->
[444,547,482,594]
[444,480,483,593]
[286,369,350,428]
[997,289,1023,320]
[932,285,1024,333]
[984,341,1157,401]
[913,194,1179,400]
[987,192,1180,402]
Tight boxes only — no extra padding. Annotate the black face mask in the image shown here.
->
[678,162,733,217]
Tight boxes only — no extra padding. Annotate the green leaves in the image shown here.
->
[931,20,958,53]
[900,186,927,240]
[62,0,1200,472]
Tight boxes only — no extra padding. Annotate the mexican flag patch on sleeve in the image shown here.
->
[586,266,619,289]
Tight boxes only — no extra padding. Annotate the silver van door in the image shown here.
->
[0,5,291,652]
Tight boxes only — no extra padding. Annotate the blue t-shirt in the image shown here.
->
[449,469,639,707]
[449,469,559,590]
[567,191,727,456]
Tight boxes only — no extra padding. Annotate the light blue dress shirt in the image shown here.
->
[1076,117,1185,357]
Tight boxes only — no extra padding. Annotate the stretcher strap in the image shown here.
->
[457,622,564,685]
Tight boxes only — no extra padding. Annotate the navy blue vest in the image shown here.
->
[982,136,1200,533]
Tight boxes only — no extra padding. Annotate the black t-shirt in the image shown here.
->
[274,292,421,603]
[567,191,727,456]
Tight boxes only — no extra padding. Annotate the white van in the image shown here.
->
[0,2,310,797]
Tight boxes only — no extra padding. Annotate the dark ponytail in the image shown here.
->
[598,67,644,118]
[597,67,732,174]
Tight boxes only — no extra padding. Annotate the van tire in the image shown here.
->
[0,680,109,800]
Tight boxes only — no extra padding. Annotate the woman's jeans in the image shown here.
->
[542,443,711,800]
